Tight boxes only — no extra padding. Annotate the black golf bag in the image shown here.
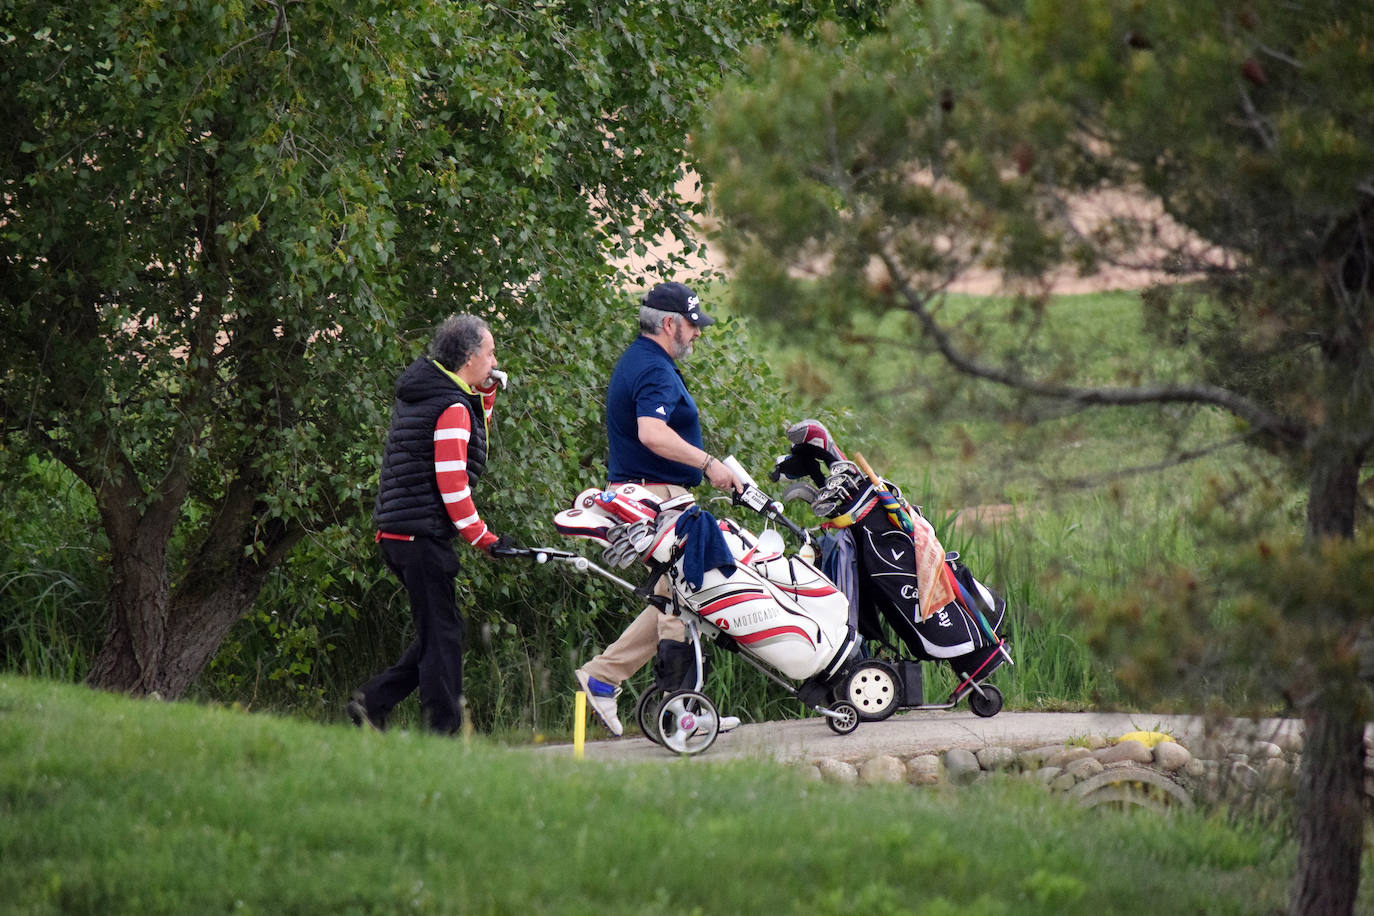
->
[841,499,1007,681]
[773,419,1012,711]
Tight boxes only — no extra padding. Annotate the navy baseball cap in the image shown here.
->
[642,282,715,327]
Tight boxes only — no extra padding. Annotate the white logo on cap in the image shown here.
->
[687,294,699,308]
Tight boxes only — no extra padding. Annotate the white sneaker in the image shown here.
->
[719,715,741,733]
[575,670,624,737]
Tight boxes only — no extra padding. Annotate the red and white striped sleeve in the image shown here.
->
[434,402,498,551]
[474,384,497,426]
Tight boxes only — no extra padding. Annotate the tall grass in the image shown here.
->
[0,453,106,682]
[0,559,100,681]
[6,675,1353,916]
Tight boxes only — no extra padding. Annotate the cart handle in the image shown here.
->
[491,545,639,592]
[733,483,812,546]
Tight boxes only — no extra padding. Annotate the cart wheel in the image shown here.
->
[655,690,720,756]
[841,659,900,721]
[634,688,668,745]
[826,701,860,735]
[968,683,1003,718]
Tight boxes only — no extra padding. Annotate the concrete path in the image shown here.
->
[533,709,1304,766]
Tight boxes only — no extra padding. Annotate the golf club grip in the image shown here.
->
[774,513,809,542]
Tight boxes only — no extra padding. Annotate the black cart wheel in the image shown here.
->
[968,683,1003,718]
[826,701,860,735]
[634,688,668,744]
[841,659,901,721]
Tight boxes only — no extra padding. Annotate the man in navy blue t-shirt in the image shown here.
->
[574,281,743,736]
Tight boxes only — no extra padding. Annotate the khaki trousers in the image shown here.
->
[579,483,688,686]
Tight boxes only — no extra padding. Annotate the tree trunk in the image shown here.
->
[81,446,188,695]
[84,473,302,699]
[1290,700,1367,916]
[1305,435,1360,539]
[86,555,275,699]
[1288,437,1369,916]
[85,531,173,695]
[150,568,273,698]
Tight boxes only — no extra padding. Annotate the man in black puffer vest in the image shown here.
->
[348,314,512,735]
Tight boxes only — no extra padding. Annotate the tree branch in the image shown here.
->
[179,0,298,123]
[876,244,1308,447]
[1031,432,1259,491]
[1234,81,1278,152]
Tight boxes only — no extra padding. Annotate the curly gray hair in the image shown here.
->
[429,314,490,371]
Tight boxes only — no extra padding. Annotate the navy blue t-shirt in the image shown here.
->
[606,335,704,486]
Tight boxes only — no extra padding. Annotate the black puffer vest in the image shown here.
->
[372,357,489,538]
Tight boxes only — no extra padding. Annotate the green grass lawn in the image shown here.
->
[4,675,1358,916]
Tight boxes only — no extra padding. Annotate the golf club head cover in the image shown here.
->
[553,507,615,544]
[594,488,658,525]
[770,442,841,486]
[785,419,847,462]
[609,482,665,514]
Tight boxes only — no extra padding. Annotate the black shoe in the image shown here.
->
[347,690,385,732]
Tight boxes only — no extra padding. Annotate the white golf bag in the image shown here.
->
[550,470,887,752]
[555,483,859,684]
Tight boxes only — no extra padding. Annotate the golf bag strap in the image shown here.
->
[634,558,672,600]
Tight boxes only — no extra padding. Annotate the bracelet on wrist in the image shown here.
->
[700,455,714,473]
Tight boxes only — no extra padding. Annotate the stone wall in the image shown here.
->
[800,729,1374,812]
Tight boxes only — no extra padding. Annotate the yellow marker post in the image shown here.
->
[573,690,587,760]
[460,694,474,744]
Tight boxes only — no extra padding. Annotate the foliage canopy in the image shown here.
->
[0,0,794,698]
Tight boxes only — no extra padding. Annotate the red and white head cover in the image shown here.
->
[556,484,669,548]
[785,418,847,463]
[593,488,658,524]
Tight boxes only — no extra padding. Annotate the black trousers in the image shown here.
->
[361,537,466,734]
